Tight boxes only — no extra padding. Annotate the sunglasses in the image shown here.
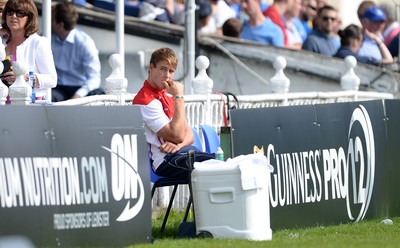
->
[6,8,27,18]
[322,16,336,22]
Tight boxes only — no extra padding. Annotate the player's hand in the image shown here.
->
[163,80,184,97]
[159,141,181,154]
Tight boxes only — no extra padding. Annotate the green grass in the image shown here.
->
[131,209,400,248]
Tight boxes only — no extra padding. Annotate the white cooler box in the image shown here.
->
[191,154,273,241]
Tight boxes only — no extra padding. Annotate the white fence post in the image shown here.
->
[192,55,213,125]
[104,53,128,105]
[341,56,360,101]
[8,62,31,105]
[270,56,290,105]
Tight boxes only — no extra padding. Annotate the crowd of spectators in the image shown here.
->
[82,0,399,67]
[214,0,395,67]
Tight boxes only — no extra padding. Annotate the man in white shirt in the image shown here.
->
[133,48,214,179]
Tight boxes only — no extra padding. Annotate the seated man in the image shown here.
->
[358,6,391,63]
[51,2,104,102]
[133,47,214,179]
[302,5,339,56]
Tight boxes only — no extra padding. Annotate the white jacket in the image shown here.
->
[5,33,57,99]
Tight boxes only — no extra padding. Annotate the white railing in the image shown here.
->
[2,54,394,209]
[48,89,394,134]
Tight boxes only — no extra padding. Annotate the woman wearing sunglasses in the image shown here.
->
[1,0,57,101]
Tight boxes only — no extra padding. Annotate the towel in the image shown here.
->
[237,154,273,190]
[194,153,274,190]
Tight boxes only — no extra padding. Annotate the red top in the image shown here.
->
[384,26,400,46]
[263,5,288,46]
[133,80,174,119]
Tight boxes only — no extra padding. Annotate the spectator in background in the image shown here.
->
[240,0,284,47]
[200,0,236,35]
[262,0,290,47]
[51,2,103,102]
[198,1,213,32]
[284,0,304,49]
[302,5,338,56]
[357,0,375,21]
[358,6,388,63]
[299,0,317,39]
[379,2,400,46]
[334,24,393,66]
[222,17,243,38]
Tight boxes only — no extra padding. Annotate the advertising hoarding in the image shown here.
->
[231,100,398,229]
[0,105,151,247]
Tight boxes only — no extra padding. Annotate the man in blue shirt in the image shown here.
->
[358,6,387,62]
[302,5,338,56]
[240,0,284,47]
[51,2,103,102]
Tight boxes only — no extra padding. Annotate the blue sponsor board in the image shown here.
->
[0,105,151,247]
[231,100,398,229]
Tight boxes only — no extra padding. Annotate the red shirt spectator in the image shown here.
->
[263,3,288,46]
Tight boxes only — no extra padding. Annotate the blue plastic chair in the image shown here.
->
[200,124,220,153]
[191,127,203,151]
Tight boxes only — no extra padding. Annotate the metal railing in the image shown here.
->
[54,90,394,128]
